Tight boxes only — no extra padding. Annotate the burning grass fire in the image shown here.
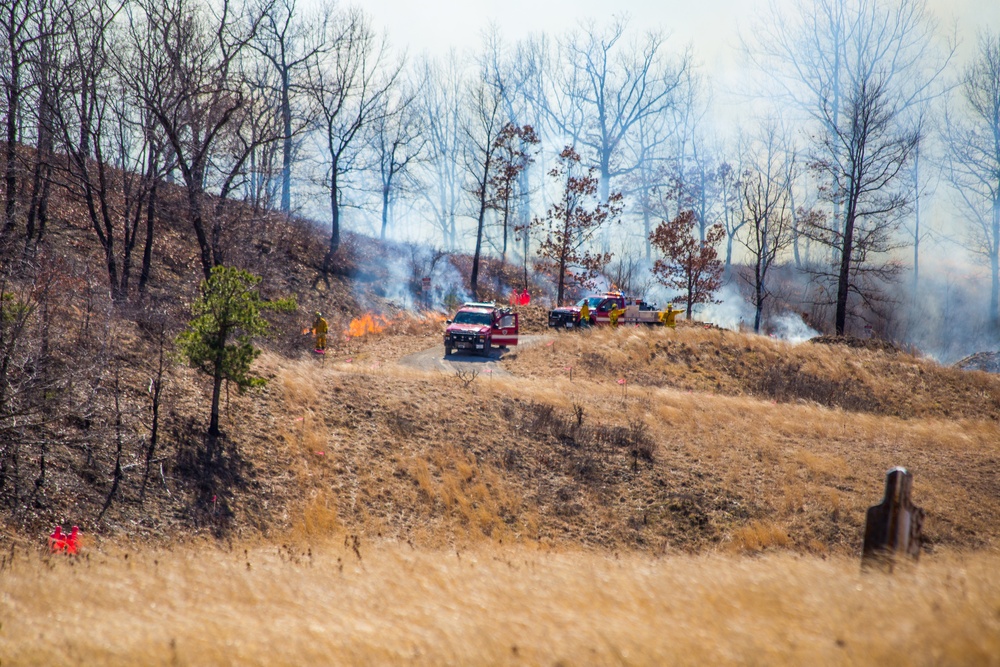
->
[344,311,448,338]
[347,313,390,337]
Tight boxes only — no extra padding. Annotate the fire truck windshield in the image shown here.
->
[577,297,603,309]
[453,311,492,325]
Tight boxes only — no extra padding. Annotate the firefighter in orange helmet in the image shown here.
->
[312,311,329,351]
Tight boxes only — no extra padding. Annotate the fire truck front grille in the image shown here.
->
[549,312,571,327]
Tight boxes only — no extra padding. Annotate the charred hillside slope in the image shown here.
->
[0,150,526,541]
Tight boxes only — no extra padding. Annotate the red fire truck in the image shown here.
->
[444,302,519,356]
[547,291,664,328]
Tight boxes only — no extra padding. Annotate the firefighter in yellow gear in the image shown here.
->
[312,312,329,351]
[608,305,625,327]
[659,304,681,328]
[579,300,591,327]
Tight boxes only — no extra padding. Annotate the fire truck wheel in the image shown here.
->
[445,347,453,356]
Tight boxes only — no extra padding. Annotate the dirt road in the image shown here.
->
[398,335,548,377]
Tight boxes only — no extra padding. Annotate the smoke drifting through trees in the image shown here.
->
[0,0,992,358]
[945,30,1000,334]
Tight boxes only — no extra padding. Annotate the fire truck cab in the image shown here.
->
[444,302,519,357]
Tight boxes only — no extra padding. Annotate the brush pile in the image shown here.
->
[809,334,900,354]
[955,351,1000,374]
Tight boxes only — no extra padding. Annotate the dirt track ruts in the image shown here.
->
[397,334,549,377]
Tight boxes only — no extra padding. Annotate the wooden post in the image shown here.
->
[862,467,924,571]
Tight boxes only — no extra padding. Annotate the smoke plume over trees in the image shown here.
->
[945,30,1000,333]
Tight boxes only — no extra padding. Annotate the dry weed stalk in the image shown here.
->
[454,368,480,388]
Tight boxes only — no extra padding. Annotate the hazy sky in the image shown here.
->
[356,0,999,71]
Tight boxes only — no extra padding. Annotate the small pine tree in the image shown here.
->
[176,266,296,439]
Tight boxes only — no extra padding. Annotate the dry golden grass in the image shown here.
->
[730,521,792,553]
[1,540,998,666]
[223,337,1000,556]
[507,325,1000,420]
[4,324,1000,663]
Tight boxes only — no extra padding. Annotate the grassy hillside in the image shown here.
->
[205,325,999,556]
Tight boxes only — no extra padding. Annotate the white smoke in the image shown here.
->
[770,312,821,344]
[694,282,754,330]
[350,240,470,313]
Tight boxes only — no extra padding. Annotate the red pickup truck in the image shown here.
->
[444,302,519,356]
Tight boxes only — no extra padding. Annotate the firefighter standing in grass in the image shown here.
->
[659,304,681,328]
[312,311,329,351]
[608,304,625,327]
[579,300,591,327]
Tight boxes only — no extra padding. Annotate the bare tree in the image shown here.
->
[114,7,173,294]
[238,56,284,210]
[737,121,795,332]
[499,36,545,286]
[251,0,329,214]
[416,53,466,250]
[945,30,1000,330]
[22,0,57,251]
[307,7,395,285]
[124,0,268,280]
[1,0,46,244]
[462,59,506,300]
[543,18,691,204]
[810,73,918,335]
[621,93,676,261]
[688,134,719,243]
[745,0,949,335]
[48,0,158,302]
[370,81,423,241]
[606,241,657,297]
[904,125,935,301]
[657,67,704,226]
[716,159,744,274]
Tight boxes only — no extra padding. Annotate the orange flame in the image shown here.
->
[342,310,448,338]
[346,313,389,337]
